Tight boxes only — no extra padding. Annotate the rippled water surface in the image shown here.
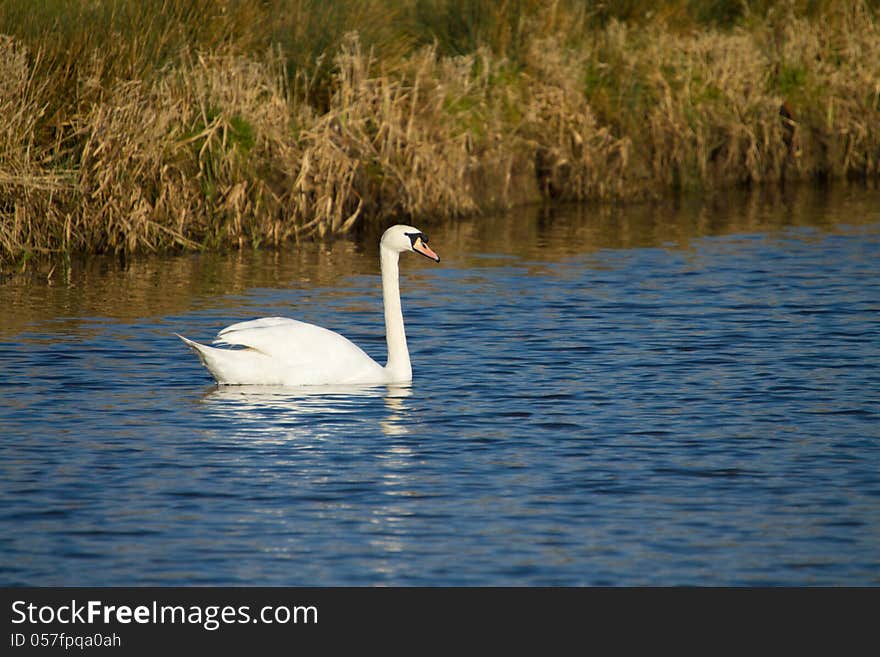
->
[2,186,879,585]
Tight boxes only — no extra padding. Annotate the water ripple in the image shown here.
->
[1,191,879,585]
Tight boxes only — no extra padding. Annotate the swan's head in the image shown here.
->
[381,224,440,262]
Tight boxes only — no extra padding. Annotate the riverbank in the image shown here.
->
[1,1,878,268]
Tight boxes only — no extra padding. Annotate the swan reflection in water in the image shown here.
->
[198,383,415,440]
[195,383,422,572]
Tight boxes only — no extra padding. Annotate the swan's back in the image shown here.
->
[180,317,385,385]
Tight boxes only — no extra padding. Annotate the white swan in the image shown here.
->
[177,225,440,386]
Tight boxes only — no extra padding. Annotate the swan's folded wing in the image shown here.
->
[215,316,297,343]
[211,316,382,382]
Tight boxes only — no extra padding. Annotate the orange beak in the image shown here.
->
[413,238,440,263]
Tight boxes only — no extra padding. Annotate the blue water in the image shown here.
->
[1,187,879,585]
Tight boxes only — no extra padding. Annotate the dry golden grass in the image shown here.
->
[1,1,878,268]
[0,36,74,261]
[289,37,479,238]
[580,2,880,193]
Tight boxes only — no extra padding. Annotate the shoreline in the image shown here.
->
[1,1,878,267]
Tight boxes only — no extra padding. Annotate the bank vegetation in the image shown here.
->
[1,0,878,267]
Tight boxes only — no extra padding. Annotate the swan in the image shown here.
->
[176,225,440,386]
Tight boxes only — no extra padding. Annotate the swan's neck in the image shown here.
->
[380,245,411,381]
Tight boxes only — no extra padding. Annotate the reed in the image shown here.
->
[1,0,878,268]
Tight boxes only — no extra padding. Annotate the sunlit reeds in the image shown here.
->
[1,0,878,267]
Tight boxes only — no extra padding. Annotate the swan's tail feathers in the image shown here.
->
[176,333,234,383]
[176,334,214,370]
[175,333,198,349]
[176,333,272,385]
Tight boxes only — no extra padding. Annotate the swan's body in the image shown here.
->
[177,225,439,386]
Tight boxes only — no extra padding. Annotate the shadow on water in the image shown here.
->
[1,182,878,341]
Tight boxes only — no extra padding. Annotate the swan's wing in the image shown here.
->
[215,316,298,341]
[211,316,384,384]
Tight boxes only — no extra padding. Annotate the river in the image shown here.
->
[1,184,878,585]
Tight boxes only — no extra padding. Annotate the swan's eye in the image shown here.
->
[406,232,426,247]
